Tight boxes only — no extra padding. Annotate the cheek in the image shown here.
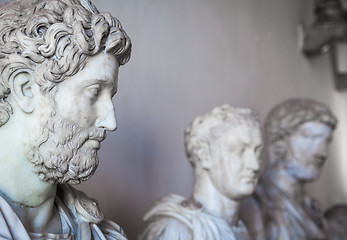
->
[79,103,98,126]
[291,137,311,159]
[59,98,96,127]
[224,155,243,178]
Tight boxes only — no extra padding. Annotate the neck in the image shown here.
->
[0,120,56,207]
[265,165,304,203]
[0,108,59,232]
[2,186,61,233]
[192,169,240,225]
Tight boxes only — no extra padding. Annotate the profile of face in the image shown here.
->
[25,52,119,184]
[208,123,263,201]
[284,121,332,182]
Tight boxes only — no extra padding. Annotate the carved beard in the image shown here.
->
[284,157,321,182]
[25,112,105,185]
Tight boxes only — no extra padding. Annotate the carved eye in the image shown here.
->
[86,84,101,97]
[302,132,314,138]
[302,131,322,139]
[233,146,245,156]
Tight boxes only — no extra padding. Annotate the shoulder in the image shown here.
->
[57,184,104,223]
[139,215,192,240]
[96,219,128,240]
[139,194,194,240]
[57,184,127,240]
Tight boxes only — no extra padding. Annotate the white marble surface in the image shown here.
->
[139,105,263,240]
[61,0,347,238]
[0,0,130,238]
[241,98,337,240]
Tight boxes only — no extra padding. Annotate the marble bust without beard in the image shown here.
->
[0,0,131,239]
[139,105,264,240]
[240,98,337,240]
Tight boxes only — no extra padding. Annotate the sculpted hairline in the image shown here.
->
[265,102,337,145]
[0,0,131,127]
[184,105,260,166]
[264,99,337,166]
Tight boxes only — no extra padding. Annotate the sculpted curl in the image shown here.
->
[184,104,260,168]
[0,0,131,126]
[265,98,337,165]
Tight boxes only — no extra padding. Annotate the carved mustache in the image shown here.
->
[89,130,106,142]
[73,129,106,150]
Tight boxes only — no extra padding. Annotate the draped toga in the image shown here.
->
[0,184,127,240]
[139,194,250,240]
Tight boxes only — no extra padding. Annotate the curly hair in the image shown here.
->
[184,104,260,168]
[265,98,337,164]
[0,0,131,126]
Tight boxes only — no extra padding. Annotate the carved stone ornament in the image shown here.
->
[240,98,337,240]
[0,0,131,239]
[139,105,263,240]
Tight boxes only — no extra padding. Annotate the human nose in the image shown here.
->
[246,151,260,173]
[96,100,118,132]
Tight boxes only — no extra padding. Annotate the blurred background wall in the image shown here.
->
[73,0,347,239]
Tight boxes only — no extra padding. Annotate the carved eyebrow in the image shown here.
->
[302,130,325,137]
[84,79,116,90]
[84,78,111,83]
[98,78,110,82]
[94,78,110,83]
[231,143,247,153]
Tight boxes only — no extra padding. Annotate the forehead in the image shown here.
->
[216,123,262,146]
[65,53,119,86]
[84,53,119,78]
[294,121,332,136]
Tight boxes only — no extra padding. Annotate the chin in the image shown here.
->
[33,151,100,185]
[296,168,322,183]
[243,184,257,195]
[231,185,256,201]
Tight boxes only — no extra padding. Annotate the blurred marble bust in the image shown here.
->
[139,105,263,240]
[241,98,337,240]
[0,0,131,239]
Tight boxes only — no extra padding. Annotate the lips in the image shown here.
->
[241,174,258,183]
[80,130,105,153]
[89,132,106,142]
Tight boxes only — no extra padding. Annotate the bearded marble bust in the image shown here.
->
[0,0,131,239]
[139,105,263,240]
[240,98,337,240]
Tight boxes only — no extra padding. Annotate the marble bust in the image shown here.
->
[240,98,337,240]
[139,105,264,240]
[0,0,131,239]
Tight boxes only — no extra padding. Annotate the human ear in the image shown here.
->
[269,139,288,165]
[10,71,35,113]
[197,143,212,170]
